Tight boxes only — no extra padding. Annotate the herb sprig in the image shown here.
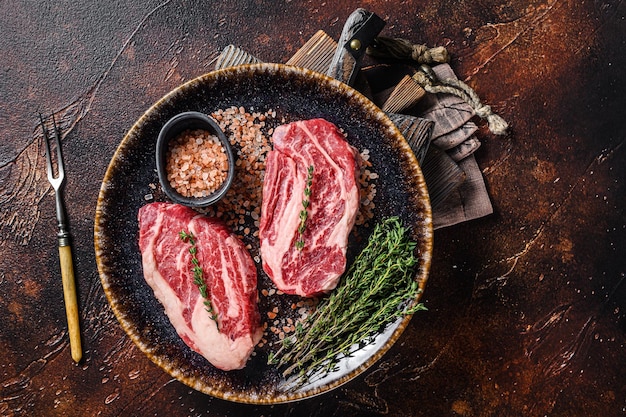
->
[270,216,426,386]
[295,165,314,250]
[179,230,218,328]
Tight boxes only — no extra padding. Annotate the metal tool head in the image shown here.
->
[39,113,65,190]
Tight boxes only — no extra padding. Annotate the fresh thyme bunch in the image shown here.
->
[269,216,426,386]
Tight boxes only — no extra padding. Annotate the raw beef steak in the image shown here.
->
[138,202,262,370]
[259,119,360,297]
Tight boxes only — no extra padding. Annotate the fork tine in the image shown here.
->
[39,113,54,179]
[39,113,65,185]
[50,114,65,179]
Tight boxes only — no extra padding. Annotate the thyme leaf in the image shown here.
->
[295,165,314,250]
[180,230,219,329]
[270,217,426,387]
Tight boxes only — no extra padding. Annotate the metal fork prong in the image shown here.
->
[51,114,65,180]
[39,113,64,188]
[39,113,55,182]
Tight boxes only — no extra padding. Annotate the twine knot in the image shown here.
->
[413,65,509,136]
[367,36,450,64]
[365,36,508,135]
[409,44,449,64]
[474,104,507,134]
[485,113,509,136]
[475,104,491,118]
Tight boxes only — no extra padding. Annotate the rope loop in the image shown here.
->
[365,36,508,135]
[413,65,509,135]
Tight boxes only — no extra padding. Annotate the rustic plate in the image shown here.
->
[94,63,432,404]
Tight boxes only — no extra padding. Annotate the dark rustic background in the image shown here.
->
[1,1,624,416]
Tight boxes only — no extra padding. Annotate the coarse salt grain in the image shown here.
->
[165,129,228,198]
[202,107,274,231]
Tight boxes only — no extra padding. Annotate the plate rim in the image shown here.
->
[94,62,433,404]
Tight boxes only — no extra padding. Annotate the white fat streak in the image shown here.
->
[189,216,237,319]
[144,259,254,370]
[261,155,303,291]
[221,236,240,318]
[142,210,171,305]
[141,211,189,355]
[296,124,361,295]
[174,243,187,277]
[300,123,359,247]
[189,292,256,370]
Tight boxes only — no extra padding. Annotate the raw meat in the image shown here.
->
[259,118,360,297]
[138,202,262,371]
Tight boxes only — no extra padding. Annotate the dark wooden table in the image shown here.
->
[1,1,624,416]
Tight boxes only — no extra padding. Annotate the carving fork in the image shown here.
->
[40,114,82,363]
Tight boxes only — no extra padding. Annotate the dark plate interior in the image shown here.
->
[94,63,432,404]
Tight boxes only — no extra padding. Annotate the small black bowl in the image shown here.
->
[156,111,235,207]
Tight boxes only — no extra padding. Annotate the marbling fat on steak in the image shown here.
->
[259,119,360,297]
[138,202,263,371]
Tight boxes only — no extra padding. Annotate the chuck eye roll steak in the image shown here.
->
[138,202,263,371]
[259,119,360,297]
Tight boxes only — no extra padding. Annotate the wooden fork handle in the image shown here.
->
[59,245,82,363]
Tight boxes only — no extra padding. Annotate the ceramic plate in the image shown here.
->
[94,63,432,404]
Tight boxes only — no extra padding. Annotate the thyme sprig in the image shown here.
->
[295,165,314,250]
[270,217,426,386]
[179,230,218,329]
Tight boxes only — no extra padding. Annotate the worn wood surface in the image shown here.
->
[1,1,624,416]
